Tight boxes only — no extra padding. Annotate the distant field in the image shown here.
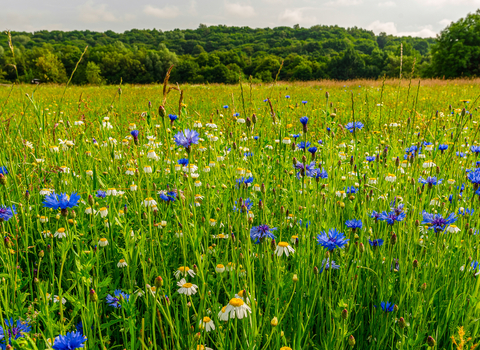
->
[0,78,479,349]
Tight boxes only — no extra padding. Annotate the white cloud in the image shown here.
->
[367,20,437,38]
[78,1,117,23]
[188,0,198,15]
[325,0,362,6]
[439,18,452,26]
[423,0,480,4]
[143,5,180,19]
[225,3,256,18]
[278,8,316,24]
[378,1,396,7]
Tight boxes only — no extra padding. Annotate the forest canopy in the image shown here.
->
[0,11,477,84]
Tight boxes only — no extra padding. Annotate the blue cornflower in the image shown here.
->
[471,261,480,273]
[223,105,229,109]
[250,225,277,243]
[76,321,84,335]
[319,258,340,272]
[43,192,81,210]
[471,146,480,153]
[178,158,189,166]
[308,146,317,155]
[244,152,254,157]
[326,127,331,132]
[368,239,384,248]
[421,211,457,232]
[309,168,328,179]
[168,114,178,122]
[457,152,466,158]
[285,95,290,98]
[296,141,311,150]
[130,130,139,139]
[236,177,254,188]
[96,190,106,198]
[106,289,130,308]
[378,211,406,225]
[52,331,87,350]
[174,129,199,149]
[380,301,395,312]
[298,219,311,229]
[263,99,268,102]
[233,198,253,213]
[438,144,448,151]
[0,205,16,222]
[370,211,381,220]
[302,101,307,104]
[291,134,301,140]
[345,219,362,230]
[0,318,31,346]
[254,136,259,140]
[345,122,364,132]
[345,186,358,194]
[294,161,316,179]
[366,156,376,162]
[299,116,308,126]
[0,166,8,175]
[419,176,442,186]
[316,228,349,251]
[458,208,474,216]
[318,139,323,145]
[233,113,240,117]
[160,191,177,202]
[468,169,480,184]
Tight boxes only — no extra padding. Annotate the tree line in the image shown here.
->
[0,10,479,85]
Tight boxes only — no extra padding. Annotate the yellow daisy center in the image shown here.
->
[178,266,189,272]
[182,283,193,288]
[278,242,289,247]
[229,298,245,307]
[203,317,211,323]
[217,234,225,238]
[216,264,224,268]
[57,228,65,233]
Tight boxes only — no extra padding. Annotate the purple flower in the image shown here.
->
[378,211,406,225]
[0,205,16,222]
[106,289,130,308]
[421,211,457,232]
[345,122,364,132]
[174,129,199,149]
[250,225,277,243]
[368,239,384,248]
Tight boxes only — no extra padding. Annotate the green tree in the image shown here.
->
[36,51,68,83]
[431,10,480,78]
[85,61,103,84]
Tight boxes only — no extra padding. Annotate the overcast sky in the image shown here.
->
[2,0,479,38]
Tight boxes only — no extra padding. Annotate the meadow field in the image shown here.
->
[0,77,479,350]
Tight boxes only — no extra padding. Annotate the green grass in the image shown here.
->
[0,79,479,350]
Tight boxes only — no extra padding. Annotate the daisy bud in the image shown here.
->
[34,277,40,285]
[155,276,163,288]
[293,274,298,283]
[348,335,355,347]
[341,309,348,320]
[413,259,418,268]
[330,112,336,118]
[270,316,278,327]
[398,317,406,329]
[89,288,98,302]
[187,301,191,308]
[427,336,436,347]
[38,250,44,258]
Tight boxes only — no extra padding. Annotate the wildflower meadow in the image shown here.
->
[0,76,479,350]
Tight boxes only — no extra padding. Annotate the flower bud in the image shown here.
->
[314,266,319,275]
[89,288,98,302]
[158,105,166,118]
[246,117,252,127]
[88,194,94,206]
[359,242,365,253]
[390,233,397,245]
[155,276,163,288]
[427,336,436,347]
[421,282,427,291]
[293,274,298,283]
[38,250,44,258]
[0,174,6,186]
[348,335,355,347]
[252,113,257,124]
[341,309,348,320]
[413,259,418,268]
[398,317,406,329]
[270,316,278,327]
